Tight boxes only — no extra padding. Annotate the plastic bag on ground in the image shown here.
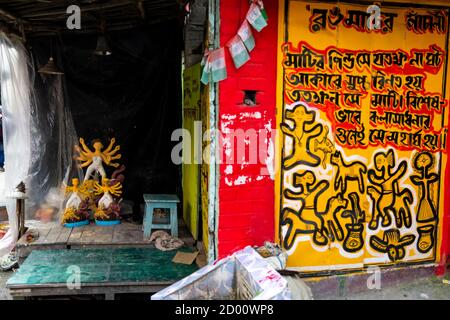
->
[151,246,291,300]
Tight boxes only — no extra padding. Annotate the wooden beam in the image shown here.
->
[1,0,180,37]
[0,8,19,22]
[0,7,30,42]
[23,16,180,37]
[137,1,146,20]
[21,0,145,19]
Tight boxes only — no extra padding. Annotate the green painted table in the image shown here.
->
[7,247,198,300]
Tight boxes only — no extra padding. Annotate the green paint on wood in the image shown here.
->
[7,248,198,286]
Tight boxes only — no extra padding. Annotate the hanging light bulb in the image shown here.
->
[94,34,112,56]
[94,20,112,56]
[38,36,64,75]
[38,56,64,75]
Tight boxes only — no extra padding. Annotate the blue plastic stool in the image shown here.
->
[143,194,180,239]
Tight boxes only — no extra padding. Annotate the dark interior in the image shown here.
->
[0,0,188,219]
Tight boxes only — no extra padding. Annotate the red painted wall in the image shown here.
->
[217,0,279,257]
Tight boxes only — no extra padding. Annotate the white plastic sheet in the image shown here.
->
[0,32,32,256]
[0,32,80,256]
[151,246,292,300]
[29,64,82,218]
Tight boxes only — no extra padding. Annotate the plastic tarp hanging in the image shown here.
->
[29,56,82,220]
[0,32,32,256]
[151,246,292,300]
[0,31,79,255]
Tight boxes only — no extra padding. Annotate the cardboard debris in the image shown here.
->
[195,252,207,268]
[172,251,199,265]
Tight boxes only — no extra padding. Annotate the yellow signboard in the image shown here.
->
[276,1,449,272]
[183,64,201,240]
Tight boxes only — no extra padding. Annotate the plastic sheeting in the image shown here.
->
[152,246,292,300]
[0,32,33,256]
[29,61,81,217]
[0,31,79,256]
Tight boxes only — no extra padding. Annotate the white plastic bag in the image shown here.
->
[152,246,291,300]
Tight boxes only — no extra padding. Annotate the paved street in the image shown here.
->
[317,275,450,300]
[0,269,448,300]
[0,271,11,300]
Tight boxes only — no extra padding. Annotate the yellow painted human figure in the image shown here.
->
[367,149,407,230]
[281,104,322,169]
[76,138,121,181]
[62,178,84,223]
[65,178,82,210]
[283,171,329,247]
[94,178,122,209]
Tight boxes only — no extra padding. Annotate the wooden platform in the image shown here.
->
[16,220,195,264]
[7,247,198,300]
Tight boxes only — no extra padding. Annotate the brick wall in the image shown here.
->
[217,0,279,257]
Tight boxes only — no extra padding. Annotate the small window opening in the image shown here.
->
[243,90,257,106]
